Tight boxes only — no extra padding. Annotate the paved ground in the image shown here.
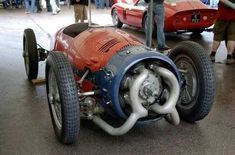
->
[0,5,235,155]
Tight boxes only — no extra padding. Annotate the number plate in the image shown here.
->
[191,13,200,23]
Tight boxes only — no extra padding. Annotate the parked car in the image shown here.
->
[23,23,216,144]
[111,0,217,34]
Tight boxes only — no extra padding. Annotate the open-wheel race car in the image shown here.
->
[23,22,216,144]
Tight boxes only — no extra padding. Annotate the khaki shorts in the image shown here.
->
[74,4,87,22]
[213,20,235,41]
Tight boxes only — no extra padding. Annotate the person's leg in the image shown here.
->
[77,5,83,22]
[153,3,166,49]
[99,0,104,9]
[74,5,79,23]
[24,0,30,13]
[46,0,52,12]
[50,0,59,14]
[211,40,221,53]
[105,0,109,7]
[95,0,99,8]
[210,20,227,62]
[227,21,235,55]
[83,5,87,22]
[227,41,235,55]
[80,5,84,23]
[36,0,42,12]
[225,21,235,64]
[14,0,20,8]
[31,0,37,12]
[55,0,60,12]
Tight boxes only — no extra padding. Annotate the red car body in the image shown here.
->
[111,0,217,33]
[22,22,216,144]
[54,24,143,72]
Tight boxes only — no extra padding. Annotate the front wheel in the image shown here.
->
[168,41,216,122]
[23,28,38,80]
[46,51,80,144]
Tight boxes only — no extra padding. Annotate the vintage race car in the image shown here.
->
[23,23,216,144]
[111,0,217,34]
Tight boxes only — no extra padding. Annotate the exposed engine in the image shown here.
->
[77,45,181,135]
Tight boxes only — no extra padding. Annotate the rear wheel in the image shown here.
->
[168,41,216,122]
[192,29,204,35]
[46,51,80,144]
[112,9,123,28]
[23,28,38,80]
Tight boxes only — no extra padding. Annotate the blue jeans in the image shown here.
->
[31,0,37,12]
[24,0,30,12]
[146,3,166,48]
[95,0,104,9]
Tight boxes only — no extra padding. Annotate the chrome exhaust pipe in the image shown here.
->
[150,66,180,125]
[92,69,149,135]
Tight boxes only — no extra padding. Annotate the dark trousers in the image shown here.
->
[46,0,52,12]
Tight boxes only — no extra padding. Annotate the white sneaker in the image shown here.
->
[52,11,57,15]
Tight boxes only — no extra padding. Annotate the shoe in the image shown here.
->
[210,52,216,62]
[226,55,234,65]
[52,11,57,15]
[56,8,61,14]
[37,9,42,13]
[157,46,170,51]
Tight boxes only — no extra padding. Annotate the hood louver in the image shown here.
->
[98,38,120,53]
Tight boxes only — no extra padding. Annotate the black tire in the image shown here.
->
[46,51,80,144]
[168,41,216,122]
[23,28,38,80]
[112,9,123,28]
[192,29,204,35]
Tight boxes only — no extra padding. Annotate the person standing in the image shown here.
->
[210,0,235,64]
[71,0,88,23]
[145,0,170,51]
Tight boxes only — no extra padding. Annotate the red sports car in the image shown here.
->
[111,0,217,34]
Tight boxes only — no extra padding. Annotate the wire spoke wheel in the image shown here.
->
[48,69,62,130]
[46,51,80,144]
[175,56,198,109]
[168,41,216,122]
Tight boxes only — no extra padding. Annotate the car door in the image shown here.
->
[125,0,147,27]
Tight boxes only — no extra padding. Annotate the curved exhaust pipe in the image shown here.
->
[92,69,149,135]
[93,65,180,135]
[150,66,180,125]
